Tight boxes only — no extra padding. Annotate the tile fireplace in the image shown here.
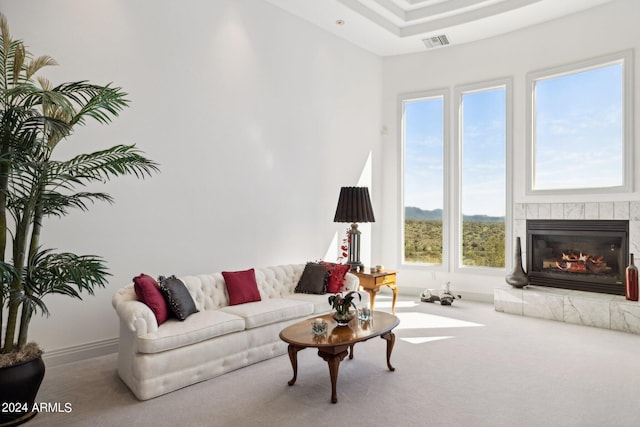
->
[526,220,628,296]
[496,202,640,336]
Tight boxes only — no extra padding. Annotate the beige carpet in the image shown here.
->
[27,295,640,427]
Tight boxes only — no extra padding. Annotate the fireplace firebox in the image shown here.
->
[526,220,629,295]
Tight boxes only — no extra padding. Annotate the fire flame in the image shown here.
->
[555,251,604,272]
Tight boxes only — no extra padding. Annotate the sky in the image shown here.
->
[403,61,623,217]
[534,63,623,189]
[404,88,506,217]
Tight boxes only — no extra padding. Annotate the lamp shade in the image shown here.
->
[333,187,375,223]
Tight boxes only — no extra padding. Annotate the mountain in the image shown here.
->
[405,206,443,220]
[405,206,504,223]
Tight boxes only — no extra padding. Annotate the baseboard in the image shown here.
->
[42,337,118,367]
[457,291,494,304]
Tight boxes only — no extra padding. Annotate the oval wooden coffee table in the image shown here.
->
[279,311,400,403]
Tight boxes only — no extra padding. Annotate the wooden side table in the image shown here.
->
[352,270,398,314]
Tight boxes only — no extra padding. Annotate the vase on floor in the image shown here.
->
[506,237,528,288]
[625,253,638,301]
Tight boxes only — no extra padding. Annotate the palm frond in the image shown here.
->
[53,144,160,182]
[0,261,17,290]
[20,249,110,317]
[25,55,57,79]
[39,192,114,217]
[66,83,129,126]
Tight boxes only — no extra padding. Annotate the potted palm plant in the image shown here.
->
[0,14,158,425]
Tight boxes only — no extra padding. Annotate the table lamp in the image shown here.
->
[333,186,375,271]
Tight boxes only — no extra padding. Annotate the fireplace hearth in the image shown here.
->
[526,220,629,295]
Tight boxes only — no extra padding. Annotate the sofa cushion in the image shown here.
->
[134,274,169,325]
[223,268,262,305]
[284,292,332,314]
[159,275,199,320]
[294,262,327,294]
[219,298,313,329]
[136,310,246,354]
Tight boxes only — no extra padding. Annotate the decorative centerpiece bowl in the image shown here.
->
[331,310,356,326]
[328,291,361,327]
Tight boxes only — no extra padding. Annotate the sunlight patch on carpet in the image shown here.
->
[372,299,420,309]
[394,312,484,330]
[400,336,454,344]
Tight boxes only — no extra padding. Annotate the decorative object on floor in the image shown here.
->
[505,237,529,288]
[625,253,638,301]
[311,318,328,336]
[333,186,375,271]
[328,291,361,326]
[420,282,461,305]
[0,14,158,424]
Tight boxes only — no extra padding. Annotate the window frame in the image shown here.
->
[453,79,512,275]
[525,50,634,196]
[398,89,450,271]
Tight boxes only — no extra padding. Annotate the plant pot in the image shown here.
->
[332,310,355,326]
[0,356,45,427]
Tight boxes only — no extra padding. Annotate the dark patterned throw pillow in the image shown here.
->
[295,262,328,294]
[158,275,198,320]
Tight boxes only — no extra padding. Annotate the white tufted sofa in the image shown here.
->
[112,264,361,400]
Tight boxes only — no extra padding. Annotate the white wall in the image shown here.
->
[0,0,382,356]
[380,0,640,299]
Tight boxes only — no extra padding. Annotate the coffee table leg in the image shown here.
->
[287,344,304,386]
[318,349,349,404]
[381,332,396,371]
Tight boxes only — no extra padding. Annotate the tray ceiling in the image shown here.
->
[263,0,616,56]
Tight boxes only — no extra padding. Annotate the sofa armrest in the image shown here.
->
[112,286,159,336]
[343,272,359,292]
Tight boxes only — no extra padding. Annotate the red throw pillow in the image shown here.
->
[133,273,169,324]
[323,263,350,293]
[222,268,262,306]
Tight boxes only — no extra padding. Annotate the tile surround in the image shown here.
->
[495,286,640,334]
[512,201,640,262]
[498,201,640,334]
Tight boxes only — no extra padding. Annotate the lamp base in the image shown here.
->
[347,261,363,272]
[347,223,362,271]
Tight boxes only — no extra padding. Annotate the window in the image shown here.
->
[401,93,446,265]
[401,81,510,271]
[458,85,507,269]
[527,51,633,194]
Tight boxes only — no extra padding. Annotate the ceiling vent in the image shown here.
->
[422,34,450,49]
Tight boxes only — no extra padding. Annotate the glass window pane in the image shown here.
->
[533,62,623,190]
[461,88,506,268]
[403,97,444,265]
